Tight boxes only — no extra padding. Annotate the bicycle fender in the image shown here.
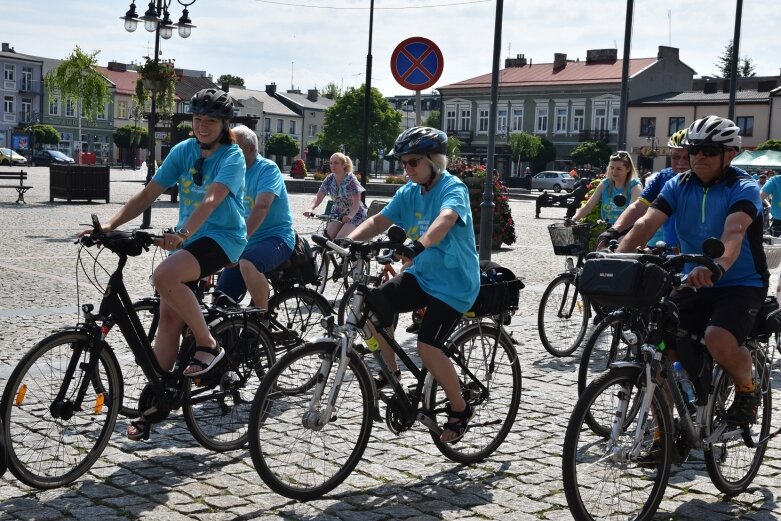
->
[609,360,643,371]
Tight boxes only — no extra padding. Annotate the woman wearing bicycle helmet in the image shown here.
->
[348,126,480,443]
[92,88,247,440]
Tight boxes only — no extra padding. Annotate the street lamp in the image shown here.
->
[121,0,198,229]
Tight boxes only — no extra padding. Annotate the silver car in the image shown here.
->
[531,171,577,193]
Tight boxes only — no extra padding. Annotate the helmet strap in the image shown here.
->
[421,162,439,192]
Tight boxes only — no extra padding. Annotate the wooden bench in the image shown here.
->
[0,170,32,204]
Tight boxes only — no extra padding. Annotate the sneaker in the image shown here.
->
[724,388,761,425]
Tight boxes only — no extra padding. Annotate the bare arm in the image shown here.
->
[616,207,668,253]
[611,199,650,234]
[348,213,394,241]
[571,182,605,221]
[103,180,167,231]
[246,192,274,239]
[687,211,753,288]
[418,208,459,248]
[304,190,326,216]
[628,183,642,205]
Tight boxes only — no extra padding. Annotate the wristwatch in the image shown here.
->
[176,226,191,240]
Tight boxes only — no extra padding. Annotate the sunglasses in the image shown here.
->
[609,151,630,161]
[190,157,205,186]
[687,144,723,157]
[401,157,424,168]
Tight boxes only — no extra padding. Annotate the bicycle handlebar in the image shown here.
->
[311,234,414,260]
[79,230,163,257]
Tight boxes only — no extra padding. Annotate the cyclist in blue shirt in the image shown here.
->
[760,170,781,236]
[214,125,295,314]
[618,115,768,425]
[599,129,690,249]
[348,127,480,443]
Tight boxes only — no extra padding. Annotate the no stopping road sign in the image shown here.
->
[390,37,444,91]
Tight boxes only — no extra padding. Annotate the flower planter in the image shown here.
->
[141,79,165,92]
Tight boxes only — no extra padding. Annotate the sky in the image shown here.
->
[3,0,780,97]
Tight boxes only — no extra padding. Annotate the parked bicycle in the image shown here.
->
[0,225,275,489]
[247,230,523,500]
[562,245,776,521]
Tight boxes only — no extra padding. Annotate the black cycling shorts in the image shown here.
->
[182,236,231,279]
[671,285,767,345]
[367,272,462,349]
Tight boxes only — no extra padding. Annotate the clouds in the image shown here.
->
[3,0,779,96]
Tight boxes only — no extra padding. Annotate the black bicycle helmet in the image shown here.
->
[387,126,448,159]
[682,115,741,148]
[190,88,234,119]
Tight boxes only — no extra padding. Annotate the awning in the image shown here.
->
[731,150,781,169]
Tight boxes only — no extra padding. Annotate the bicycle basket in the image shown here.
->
[579,257,671,308]
[548,222,591,256]
[763,237,781,270]
[469,262,524,319]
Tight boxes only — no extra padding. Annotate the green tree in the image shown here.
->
[570,140,613,168]
[531,137,557,172]
[320,84,401,167]
[714,40,757,78]
[266,133,300,159]
[422,110,441,129]
[447,135,461,159]
[217,74,245,87]
[321,81,343,100]
[507,132,542,174]
[26,124,60,149]
[113,125,147,167]
[176,123,193,142]
[45,46,111,155]
[757,139,781,152]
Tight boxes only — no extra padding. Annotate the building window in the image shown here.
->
[594,106,607,130]
[459,107,471,131]
[289,120,296,135]
[445,106,456,131]
[65,99,76,118]
[535,107,548,134]
[49,94,60,116]
[511,108,523,131]
[478,108,489,132]
[117,100,128,119]
[276,119,283,133]
[3,96,14,121]
[497,109,508,134]
[639,117,656,137]
[21,98,31,123]
[4,64,14,82]
[97,104,107,120]
[555,106,568,134]
[308,124,317,138]
[264,117,271,132]
[736,116,754,137]
[21,67,32,91]
[610,106,620,132]
[668,116,686,135]
[572,107,585,132]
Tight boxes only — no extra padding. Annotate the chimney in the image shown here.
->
[657,45,679,61]
[265,82,277,95]
[221,81,230,92]
[703,82,717,94]
[1,43,13,53]
[553,53,567,70]
[307,89,318,101]
[504,53,527,68]
[586,48,618,64]
[107,61,127,72]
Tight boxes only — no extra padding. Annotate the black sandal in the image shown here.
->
[127,417,151,441]
[184,343,225,377]
[374,370,401,390]
[440,403,473,444]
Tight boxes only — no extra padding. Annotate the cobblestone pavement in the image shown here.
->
[0,167,780,520]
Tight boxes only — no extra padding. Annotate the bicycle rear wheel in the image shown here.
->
[0,331,121,488]
[429,321,522,463]
[183,316,275,451]
[248,341,374,500]
[268,286,332,354]
[538,273,589,357]
[704,347,772,495]
[563,366,673,521]
[312,245,329,294]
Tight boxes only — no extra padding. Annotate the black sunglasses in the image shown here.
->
[609,151,630,161]
[687,144,723,157]
[190,157,205,186]
[401,157,424,168]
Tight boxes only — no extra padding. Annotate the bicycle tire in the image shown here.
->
[248,340,374,500]
[703,345,772,495]
[183,316,275,452]
[429,321,522,463]
[337,278,396,327]
[312,245,329,294]
[0,331,121,488]
[562,366,673,521]
[538,273,590,357]
[577,313,640,396]
[268,286,333,354]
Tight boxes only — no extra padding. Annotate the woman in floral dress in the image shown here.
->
[304,152,367,238]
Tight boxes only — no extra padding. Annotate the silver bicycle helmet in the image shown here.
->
[683,116,741,148]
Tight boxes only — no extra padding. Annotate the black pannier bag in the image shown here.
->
[281,233,320,286]
[750,296,781,337]
[469,261,524,318]
[578,257,671,308]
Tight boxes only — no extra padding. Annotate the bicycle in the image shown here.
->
[0,225,275,489]
[562,247,776,521]
[247,231,523,500]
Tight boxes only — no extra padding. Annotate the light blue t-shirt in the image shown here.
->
[761,174,781,219]
[600,178,641,223]
[380,171,480,313]
[243,154,295,251]
[152,138,247,262]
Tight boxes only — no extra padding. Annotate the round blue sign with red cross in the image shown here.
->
[390,37,444,91]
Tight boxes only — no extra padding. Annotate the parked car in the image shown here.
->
[531,171,577,192]
[32,150,75,166]
[0,148,27,166]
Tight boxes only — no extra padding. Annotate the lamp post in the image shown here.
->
[121,1,197,229]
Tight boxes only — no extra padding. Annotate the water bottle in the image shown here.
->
[673,361,696,404]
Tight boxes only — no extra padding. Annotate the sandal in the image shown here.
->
[440,403,474,444]
[184,343,225,377]
[374,370,401,390]
[127,417,151,441]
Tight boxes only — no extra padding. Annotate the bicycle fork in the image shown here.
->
[302,333,354,431]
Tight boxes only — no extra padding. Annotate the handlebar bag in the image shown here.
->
[579,258,670,308]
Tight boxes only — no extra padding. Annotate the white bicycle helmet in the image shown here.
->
[683,116,741,148]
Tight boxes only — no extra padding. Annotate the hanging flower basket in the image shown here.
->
[141,78,165,92]
[135,57,178,115]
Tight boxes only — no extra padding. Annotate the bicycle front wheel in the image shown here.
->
[312,245,329,294]
[268,287,332,355]
[248,341,374,500]
[183,316,275,452]
[562,366,673,521]
[538,273,589,357]
[429,321,522,463]
[0,331,121,488]
[578,314,640,395]
[704,347,772,495]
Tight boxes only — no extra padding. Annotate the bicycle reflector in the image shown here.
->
[15,384,27,406]
[93,393,105,415]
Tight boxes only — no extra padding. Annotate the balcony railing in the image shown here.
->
[578,129,610,142]
[18,111,42,124]
[18,79,42,94]
[447,130,473,141]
